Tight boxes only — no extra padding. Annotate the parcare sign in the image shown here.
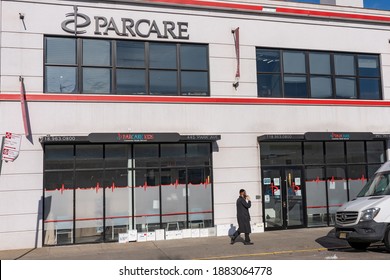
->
[2,132,22,162]
[61,6,189,40]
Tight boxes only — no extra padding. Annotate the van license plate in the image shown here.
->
[339,232,348,239]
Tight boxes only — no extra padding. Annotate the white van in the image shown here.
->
[335,161,390,251]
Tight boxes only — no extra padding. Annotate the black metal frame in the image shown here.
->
[42,141,214,246]
[256,47,383,100]
[44,36,210,96]
[261,165,307,231]
[259,140,386,231]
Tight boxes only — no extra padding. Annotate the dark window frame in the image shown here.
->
[44,36,210,96]
[256,47,382,100]
[42,142,214,246]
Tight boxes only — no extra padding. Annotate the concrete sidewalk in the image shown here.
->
[0,227,387,260]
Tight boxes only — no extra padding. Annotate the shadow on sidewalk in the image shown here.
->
[315,228,389,254]
[315,228,349,250]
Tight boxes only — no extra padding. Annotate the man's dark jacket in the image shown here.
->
[236,196,251,233]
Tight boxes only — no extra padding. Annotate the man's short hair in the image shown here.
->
[239,189,246,194]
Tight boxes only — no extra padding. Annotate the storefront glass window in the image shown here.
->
[43,171,74,245]
[348,165,367,200]
[305,167,327,227]
[134,168,161,232]
[134,144,159,168]
[325,142,345,164]
[367,141,385,163]
[304,142,324,164]
[161,168,187,230]
[187,143,211,166]
[187,167,213,228]
[326,166,348,225]
[260,142,302,165]
[74,170,104,244]
[43,142,213,245]
[260,139,386,228]
[346,142,365,163]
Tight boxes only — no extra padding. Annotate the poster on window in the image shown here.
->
[263,178,271,185]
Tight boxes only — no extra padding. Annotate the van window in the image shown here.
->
[357,172,390,197]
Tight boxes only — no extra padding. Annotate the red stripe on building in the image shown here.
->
[1,93,390,107]
[148,0,390,23]
[148,0,263,12]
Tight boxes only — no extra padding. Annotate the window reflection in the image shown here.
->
[256,48,381,100]
[83,68,111,94]
[283,51,306,74]
[45,37,209,96]
[45,66,77,93]
[284,76,307,98]
[150,70,178,95]
[44,143,214,244]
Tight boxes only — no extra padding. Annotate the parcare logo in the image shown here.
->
[60,6,189,39]
[61,6,91,34]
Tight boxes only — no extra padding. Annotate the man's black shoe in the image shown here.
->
[230,237,235,244]
[244,241,254,245]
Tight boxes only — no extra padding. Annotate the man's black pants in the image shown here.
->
[233,230,250,242]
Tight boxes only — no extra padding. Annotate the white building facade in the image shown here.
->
[1,0,390,250]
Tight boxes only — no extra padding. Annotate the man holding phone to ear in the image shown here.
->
[231,189,253,245]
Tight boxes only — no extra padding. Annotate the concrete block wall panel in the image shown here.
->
[0,173,43,192]
[0,231,42,250]
[2,0,390,250]
[1,1,390,95]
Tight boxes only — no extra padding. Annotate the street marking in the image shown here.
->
[193,247,348,260]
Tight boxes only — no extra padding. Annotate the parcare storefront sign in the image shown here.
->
[61,6,189,39]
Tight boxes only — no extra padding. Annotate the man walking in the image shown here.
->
[231,189,253,245]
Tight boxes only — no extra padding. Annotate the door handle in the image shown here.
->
[282,201,287,208]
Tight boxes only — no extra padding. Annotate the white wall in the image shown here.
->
[2,0,390,250]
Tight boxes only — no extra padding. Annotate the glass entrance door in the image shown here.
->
[262,167,304,230]
[262,167,304,229]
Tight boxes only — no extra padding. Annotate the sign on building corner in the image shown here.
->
[1,132,22,162]
[61,6,190,40]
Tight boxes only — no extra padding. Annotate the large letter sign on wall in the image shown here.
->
[1,132,22,162]
[61,6,189,40]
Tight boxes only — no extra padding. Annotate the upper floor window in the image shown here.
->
[256,48,382,100]
[44,37,209,96]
